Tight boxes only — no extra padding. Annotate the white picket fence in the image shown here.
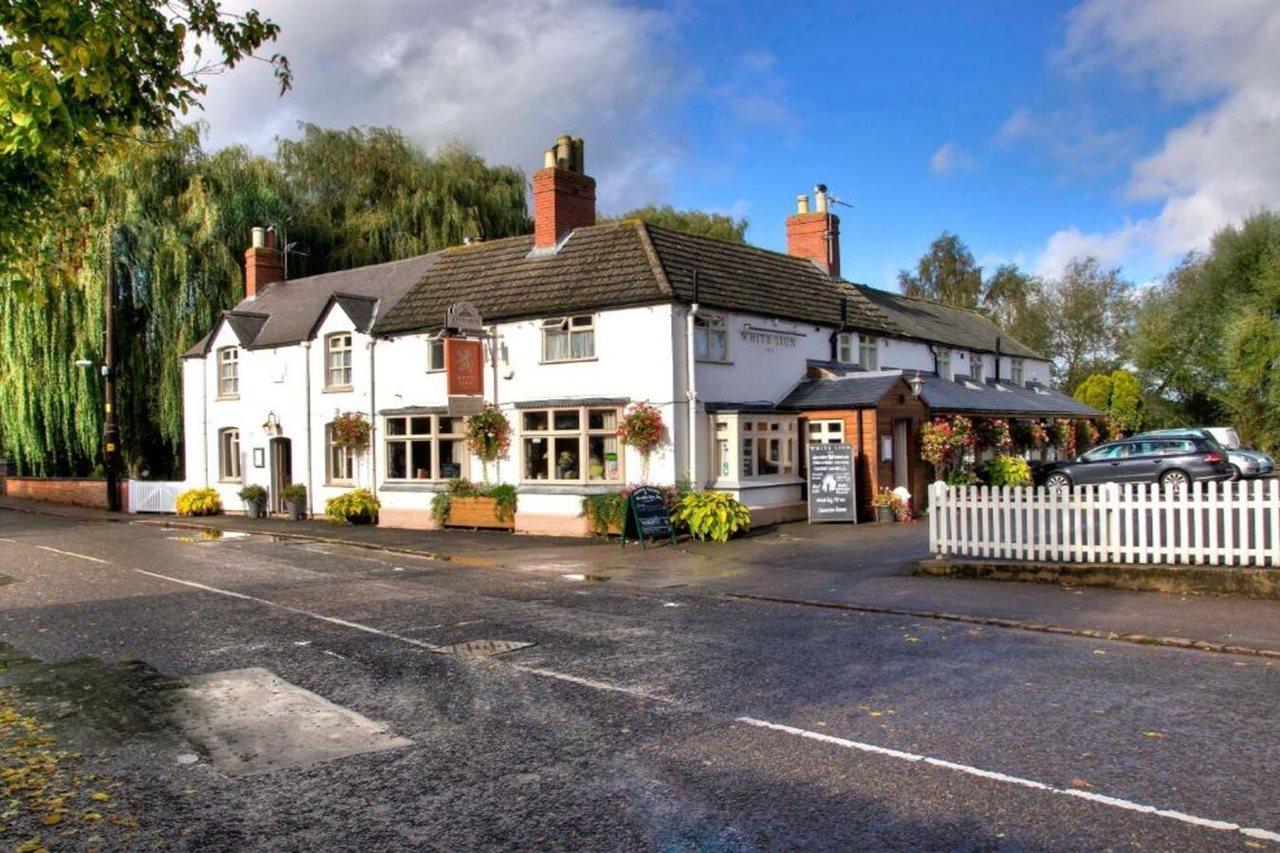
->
[126,480,185,514]
[928,479,1280,567]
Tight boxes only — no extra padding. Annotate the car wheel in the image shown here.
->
[1229,464,1242,481]
[1044,472,1071,490]
[1159,469,1190,490]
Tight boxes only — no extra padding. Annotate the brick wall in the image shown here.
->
[5,477,128,510]
[533,168,596,248]
[785,211,840,277]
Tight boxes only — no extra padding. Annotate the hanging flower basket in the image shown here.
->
[617,402,664,456]
[332,412,371,452]
[465,405,511,481]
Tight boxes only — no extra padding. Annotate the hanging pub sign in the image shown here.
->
[807,442,857,523]
[445,300,484,336]
[622,486,677,549]
[445,337,485,415]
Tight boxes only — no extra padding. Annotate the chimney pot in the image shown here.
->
[814,184,829,213]
[785,188,840,278]
[795,194,809,215]
[251,226,266,248]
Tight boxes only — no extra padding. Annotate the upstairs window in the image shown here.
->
[936,347,952,380]
[858,336,879,371]
[1010,358,1025,385]
[694,314,729,362]
[970,353,984,383]
[542,315,595,362]
[426,339,445,372]
[218,428,241,481]
[326,333,353,389]
[836,332,853,364]
[217,347,239,398]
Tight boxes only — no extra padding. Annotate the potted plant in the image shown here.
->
[431,479,517,531]
[324,488,380,525]
[282,483,308,520]
[582,491,628,536]
[176,487,222,517]
[238,484,268,519]
[872,488,898,523]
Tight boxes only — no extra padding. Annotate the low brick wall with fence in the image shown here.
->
[3,477,128,510]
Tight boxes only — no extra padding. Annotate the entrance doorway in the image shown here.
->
[892,419,910,489]
[270,437,292,514]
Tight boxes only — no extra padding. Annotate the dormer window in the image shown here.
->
[542,315,595,362]
[217,347,239,398]
[695,314,729,362]
[970,353,983,383]
[859,336,879,371]
[936,347,952,380]
[836,332,853,364]
[1011,358,1025,385]
[325,333,353,390]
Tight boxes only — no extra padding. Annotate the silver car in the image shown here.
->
[1137,428,1274,480]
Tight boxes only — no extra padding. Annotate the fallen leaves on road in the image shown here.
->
[1068,778,1094,789]
[1142,731,1165,739]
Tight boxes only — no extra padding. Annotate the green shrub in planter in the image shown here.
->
[282,483,308,520]
[981,455,1033,487]
[670,491,750,543]
[176,487,222,517]
[238,484,268,518]
[430,479,517,523]
[582,492,628,535]
[325,488,380,524]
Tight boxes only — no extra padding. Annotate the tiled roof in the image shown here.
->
[917,375,1098,416]
[852,286,1043,358]
[375,223,668,335]
[780,373,906,409]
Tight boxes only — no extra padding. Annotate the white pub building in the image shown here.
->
[183,136,1095,534]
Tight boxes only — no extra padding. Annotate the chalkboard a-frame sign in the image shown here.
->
[622,486,677,548]
[807,443,857,523]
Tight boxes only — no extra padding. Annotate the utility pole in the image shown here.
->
[103,235,121,512]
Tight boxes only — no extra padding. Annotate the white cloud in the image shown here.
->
[192,0,683,212]
[928,142,975,176]
[1032,0,1280,276]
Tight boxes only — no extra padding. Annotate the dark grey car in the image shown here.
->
[1038,436,1233,489]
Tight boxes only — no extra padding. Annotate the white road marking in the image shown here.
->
[512,666,677,705]
[131,569,446,653]
[35,545,111,564]
[0,537,18,543]
[735,717,1280,844]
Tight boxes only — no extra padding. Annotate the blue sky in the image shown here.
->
[200,0,1280,290]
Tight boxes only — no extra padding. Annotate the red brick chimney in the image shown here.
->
[786,186,840,278]
[533,135,596,249]
[245,225,284,298]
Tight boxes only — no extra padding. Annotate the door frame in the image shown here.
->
[269,437,292,514]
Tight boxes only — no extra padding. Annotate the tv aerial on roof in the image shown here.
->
[815,183,854,210]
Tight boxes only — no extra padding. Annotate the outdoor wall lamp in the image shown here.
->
[263,412,281,437]
[908,372,924,398]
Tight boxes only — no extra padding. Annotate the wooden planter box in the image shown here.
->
[446,496,514,531]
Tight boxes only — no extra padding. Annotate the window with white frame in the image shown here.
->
[325,422,355,484]
[936,347,952,380]
[694,313,729,362]
[541,315,595,362]
[218,428,241,481]
[808,419,844,444]
[325,333,353,389]
[521,406,621,482]
[740,417,797,478]
[426,339,445,372]
[970,353,984,382]
[217,347,239,398]
[1010,358,1025,385]
[858,336,879,370]
[384,415,467,481]
[836,332,854,364]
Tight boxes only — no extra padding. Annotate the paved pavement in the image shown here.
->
[2,507,1279,849]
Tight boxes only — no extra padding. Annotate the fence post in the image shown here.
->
[1103,482,1120,562]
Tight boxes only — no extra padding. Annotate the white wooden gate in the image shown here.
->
[928,479,1280,567]
[126,480,185,514]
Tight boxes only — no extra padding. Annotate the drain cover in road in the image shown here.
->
[169,667,411,776]
[437,639,534,657]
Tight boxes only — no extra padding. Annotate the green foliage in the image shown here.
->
[1073,369,1143,433]
[1046,259,1134,391]
[0,0,290,267]
[944,469,980,487]
[237,484,267,504]
[282,483,307,504]
[981,455,1032,487]
[605,206,747,243]
[465,406,512,478]
[898,232,984,309]
[582,492,628,535]
[0,124,530,476]
[670,491,750,543]
[429,479,517,522]
[176,487,221,516]
[324,488,380,524]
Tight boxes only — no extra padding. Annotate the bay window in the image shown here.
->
[522,406,621,483]
[712,414,798,482]
[694,313,729,362]
[542,315,595,362]
[384,415,467,481]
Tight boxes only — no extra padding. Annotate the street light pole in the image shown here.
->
[103,235,121,512]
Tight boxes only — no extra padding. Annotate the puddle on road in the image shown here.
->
[166,529,251,544]
[561,573,610,583]
[0,573,13,586]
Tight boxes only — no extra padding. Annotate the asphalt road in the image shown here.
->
[1,509,1278,850]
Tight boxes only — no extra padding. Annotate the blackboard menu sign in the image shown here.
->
[807,443,857,523]
[622,486,676,548]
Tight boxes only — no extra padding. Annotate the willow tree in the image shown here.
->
[1,123,531,476]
